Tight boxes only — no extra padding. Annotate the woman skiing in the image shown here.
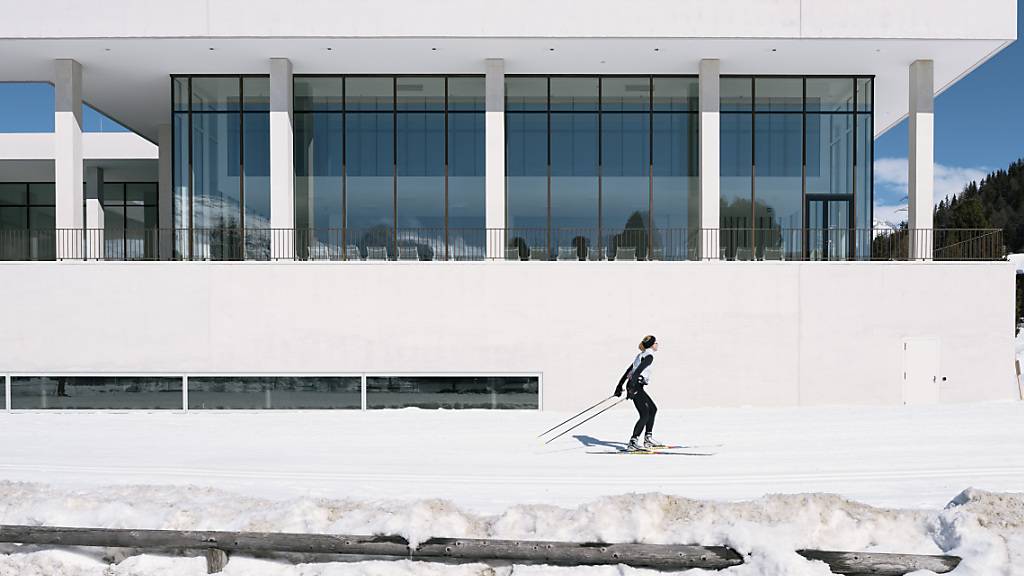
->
[614,335,661,452]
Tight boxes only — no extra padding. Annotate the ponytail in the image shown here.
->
[639,334,657,351]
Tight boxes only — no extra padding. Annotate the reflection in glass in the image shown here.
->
[506,112,548,238]
[346,112,394,251]
[294,112,344,257]
[550,112,598,256]
[721,77,752,112]
[806,113,853,196]
[806,78,854,113]
[653,113,699,259]
[720,113,752,255]
[366,376,539,409]
[191,77,240,112]
[11,376,183,410]
[506,77,548,111]
[188,377,361,409]
[755,113,802,258]
[397,111,445,256]
[754,78,803,112]
[192,112,242,259]
[602,111,649,257]
[244,112,271,259]
[448,111,485,256]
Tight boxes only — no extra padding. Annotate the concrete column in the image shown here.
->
[158,123,173,260]
[699,59,721,260]
[55,59,84,259]
[909,60,934,260]
[85,166,104,259]
[270,58,295,259]
[485,58,505,260]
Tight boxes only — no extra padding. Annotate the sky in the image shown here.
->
[1,7,1022,225]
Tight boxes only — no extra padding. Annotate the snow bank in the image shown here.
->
[1,482,1022,575]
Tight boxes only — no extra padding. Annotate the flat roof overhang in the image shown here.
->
[0,0,1015,141]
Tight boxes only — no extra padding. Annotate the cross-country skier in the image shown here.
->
[614,335,661,452]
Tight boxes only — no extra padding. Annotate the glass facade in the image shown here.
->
[366,376,540,409]
[506,76,699,260]
[10,376,183,410]
[99,182,159,260]
[0,182,55,260]
[187,376,361,409]
[172,75,271,260]
[720,76,873,260]
[294,75,485,260]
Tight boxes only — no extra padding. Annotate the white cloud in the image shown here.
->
[873,157,989,225]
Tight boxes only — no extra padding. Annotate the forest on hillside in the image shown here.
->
[933,158,1024,253]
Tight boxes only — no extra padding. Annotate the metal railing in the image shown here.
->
[0,227,1006,262]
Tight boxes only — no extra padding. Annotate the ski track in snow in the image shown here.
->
[0,401,1023,574]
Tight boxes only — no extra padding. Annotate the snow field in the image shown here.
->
[0,401,1022,574]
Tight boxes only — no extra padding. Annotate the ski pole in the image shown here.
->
[537,395,616,438]
[544,397,628,444]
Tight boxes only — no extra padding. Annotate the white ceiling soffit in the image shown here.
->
[0,0,1015,141]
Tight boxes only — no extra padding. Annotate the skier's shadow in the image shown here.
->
[573,435,626,450]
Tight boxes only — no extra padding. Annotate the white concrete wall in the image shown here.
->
[0,262,1014,410]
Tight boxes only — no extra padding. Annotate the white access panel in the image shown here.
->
[903,337,941,405]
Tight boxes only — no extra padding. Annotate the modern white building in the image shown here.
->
[0,0,1018,412]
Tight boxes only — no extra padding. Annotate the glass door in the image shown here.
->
[806,195,852,261]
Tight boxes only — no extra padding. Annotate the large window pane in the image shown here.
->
[243,77,270,112]
[506,77,547,112]
[755,113,802,257]
[346,112,394,251]
[856,113,873,256]
[11,376,182,410]
[601,77,650,112]
[28,183,54,205]
[243,112,271,259]
[366,376,539,409]
[447,111,485,257]
[550,77,598,112]
[806,113,853,196]
[295,77,344,112]
[755,78,802,112]
[172,77,189,112]
[550,112,598,256]
[806,78,854,113]
[653,112,699,259]
[295,112,344,258]
[506,112,548,239]
[721,77,752,112]
[397,111,445,258]
[191,77,240,112]
[188,376,361,409]
[346,77,393,112]
[721,113,752,254]
[172,112,189,235]
[602,111,649,258]
[396,77,444,112]
[192,112,242,259]
[653,77,698,112]
[0,183,26,205]
[448,77,484,112]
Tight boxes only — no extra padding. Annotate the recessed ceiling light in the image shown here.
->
[600,60,606,64]
[654,48,660,52]
[771,48,777,52]
[104,48,111,52]
[326,47,333,51]
[431,47,437,51]
[208,47,215,51]
[548,48,555,52]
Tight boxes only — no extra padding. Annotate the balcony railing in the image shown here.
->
[0,227,1006,262]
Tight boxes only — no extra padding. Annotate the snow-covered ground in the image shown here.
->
[1,401,1023,574]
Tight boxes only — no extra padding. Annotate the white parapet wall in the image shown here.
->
[0,261,1015,410]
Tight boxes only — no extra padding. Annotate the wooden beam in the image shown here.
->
[797,549,960,575]
[0,525,960,575]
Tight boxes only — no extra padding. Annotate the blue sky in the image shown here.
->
[2,10,1022,225]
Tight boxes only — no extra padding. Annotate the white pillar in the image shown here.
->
[85,166,104,259]
[270,58,295,259]
[158,123,173,260]
[909,60,934,260]
[55,59,84,259]
[699,59,721,260]
[485,58,505,260]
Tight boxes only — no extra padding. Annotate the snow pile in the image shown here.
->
[1,482,1023,575]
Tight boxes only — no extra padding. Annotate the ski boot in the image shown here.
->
[626,436,644,452]
[643,433,665,450]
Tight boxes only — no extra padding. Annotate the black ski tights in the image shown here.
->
[630,387,657,439]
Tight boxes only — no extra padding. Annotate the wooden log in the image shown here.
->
[205,548,228,574]
[0,525,960,574]
[797,549,960,575]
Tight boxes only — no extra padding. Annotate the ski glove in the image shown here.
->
[614,385,623,397]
